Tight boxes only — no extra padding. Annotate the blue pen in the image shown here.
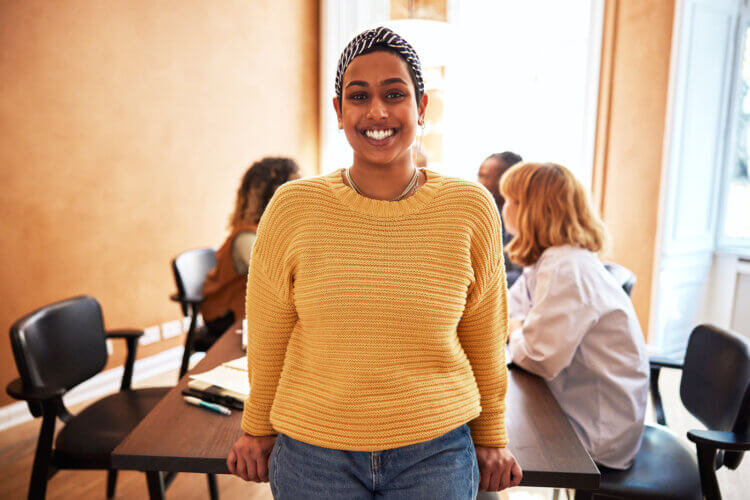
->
[184,395,232,416]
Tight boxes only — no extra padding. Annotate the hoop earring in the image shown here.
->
[416,120,425,156]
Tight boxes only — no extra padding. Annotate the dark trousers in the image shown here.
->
[204,310,235,340]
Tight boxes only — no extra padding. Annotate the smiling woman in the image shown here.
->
[226,26,521,497]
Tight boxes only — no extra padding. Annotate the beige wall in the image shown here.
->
[0,0,319,406]
[592,0,675,339]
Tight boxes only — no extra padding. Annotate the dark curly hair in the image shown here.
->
[228,157,300,229]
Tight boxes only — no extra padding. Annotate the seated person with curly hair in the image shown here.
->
[200,157,300,343]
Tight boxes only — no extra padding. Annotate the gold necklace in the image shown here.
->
[344,168,420,201]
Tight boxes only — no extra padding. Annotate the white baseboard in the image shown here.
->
[0,400,35,432]
[0,346,203,432]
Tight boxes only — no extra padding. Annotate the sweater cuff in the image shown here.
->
[468,406,508,447]
[241,399,276,436]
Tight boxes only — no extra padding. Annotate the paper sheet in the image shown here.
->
[223,356,248,372]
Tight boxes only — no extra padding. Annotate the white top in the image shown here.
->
[507,245,649,469]
[230,231,257,275]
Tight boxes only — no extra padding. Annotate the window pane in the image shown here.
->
[724,27,750,240]
[442,1,600,185]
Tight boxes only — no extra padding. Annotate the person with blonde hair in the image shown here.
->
[199,157,300,347]
[501,162,649,470]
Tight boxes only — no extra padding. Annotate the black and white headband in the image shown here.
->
[335,26,424,101]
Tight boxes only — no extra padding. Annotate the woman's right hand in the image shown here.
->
[227,433,277,482]
[475,445,523,491]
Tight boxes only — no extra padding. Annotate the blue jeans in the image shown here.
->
[269,424,479,499]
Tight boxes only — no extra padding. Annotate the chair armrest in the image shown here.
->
[170,293,203,306]
[648,356,683,427]
[649,356,684,369]
[6,378,65,402]
[687,430,750,451]
[105,330,141,391]
[106,328,144,339]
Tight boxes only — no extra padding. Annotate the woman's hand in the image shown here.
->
[227,433,277,482]
[475,446,523,491]
[508,318,523,335]
[507,318,523,344]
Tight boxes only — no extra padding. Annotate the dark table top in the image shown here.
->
[113,324,600,490]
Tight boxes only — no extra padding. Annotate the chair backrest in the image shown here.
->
[172,248,216,313]
[681,324,750,468]
[9,296,108,395]
[603,262,636,296]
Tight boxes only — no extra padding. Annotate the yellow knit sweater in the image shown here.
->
[241,167,509,451]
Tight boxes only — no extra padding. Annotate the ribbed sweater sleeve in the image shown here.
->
[457,189,509,447]
[241,186,298,436]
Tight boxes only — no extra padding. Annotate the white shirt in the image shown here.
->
[507,245,649,469]
[230,230,257,275]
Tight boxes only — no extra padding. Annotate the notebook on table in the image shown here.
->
[184,356,249,410]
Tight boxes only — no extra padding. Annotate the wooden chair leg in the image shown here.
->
[145,471,166,500]
[28,406,57,500]
[106,470,118,498]
[207,473,219,500]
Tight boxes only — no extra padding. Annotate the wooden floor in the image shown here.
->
[0,366,746,499]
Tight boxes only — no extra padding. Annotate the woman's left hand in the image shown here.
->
[508,319,523,335]
[475,446,523,491]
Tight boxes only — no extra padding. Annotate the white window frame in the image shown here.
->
[716,0,750,253]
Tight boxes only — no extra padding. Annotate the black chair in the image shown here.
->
[579,324,750,499]
[603,262,636,296]
[6,296,170,499]
[170,248,216,378]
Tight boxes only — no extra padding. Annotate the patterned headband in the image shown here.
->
[335,26,424,102]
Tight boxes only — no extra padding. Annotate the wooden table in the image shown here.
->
[113,325,600,495]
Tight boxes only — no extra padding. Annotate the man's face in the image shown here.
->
[478,157,503,197]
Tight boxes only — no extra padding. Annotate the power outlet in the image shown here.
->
[106,339,114,356]
[139,325,161,345]
[162,320,183,339]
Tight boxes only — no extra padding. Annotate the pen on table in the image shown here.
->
[183,395,232,416]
